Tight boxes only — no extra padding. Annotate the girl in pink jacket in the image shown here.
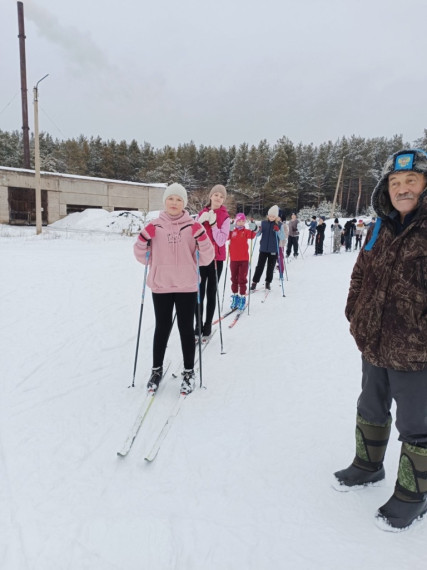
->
[134,183,214,394]
[195,184,230,338]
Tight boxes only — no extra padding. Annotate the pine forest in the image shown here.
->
[2,128,427,218]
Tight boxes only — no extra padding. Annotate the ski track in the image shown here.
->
[1,228,426,569]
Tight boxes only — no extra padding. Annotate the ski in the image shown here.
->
[117,361,171,457]
[172,329,217,378]
[212,308,237,325]
[144,393,188,462]
[228,309,246,328]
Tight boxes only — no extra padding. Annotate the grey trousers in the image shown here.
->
[357,357,427,447]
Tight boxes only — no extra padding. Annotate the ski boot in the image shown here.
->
[202,322,212,340]
[237,294,246,310]
[147,366,163,392]
[250,282,257,291]
[265,282,271,291]
[376,443,427,530]
[230,294,238,309]
[180,369,195,395]
[333,414,391,490]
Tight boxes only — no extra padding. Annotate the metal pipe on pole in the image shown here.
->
[330,156,345,219]
[33,74,49,235]
[17,1,31,168]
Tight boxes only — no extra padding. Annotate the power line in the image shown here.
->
[0,91,19,117]
[39,104,67,139]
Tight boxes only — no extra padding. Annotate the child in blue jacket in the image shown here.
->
[250,205,284,291]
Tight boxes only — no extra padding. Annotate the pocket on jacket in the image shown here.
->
[150,264,196,290]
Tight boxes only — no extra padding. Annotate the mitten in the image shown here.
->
[198,212,209,224]
[273,225,279,232]
[208,210,217,225]
[140,223,155,241]
[191,222,207,241]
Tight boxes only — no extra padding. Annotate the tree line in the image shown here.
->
[1,128,426,217]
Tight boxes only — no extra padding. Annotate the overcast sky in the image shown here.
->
[1,0,426,149]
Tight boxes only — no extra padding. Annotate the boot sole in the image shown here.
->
[331,474,385,492]
[374,509,427,532]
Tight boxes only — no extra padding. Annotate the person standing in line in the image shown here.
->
[228,213,257,310]
[366,216,376,230]
[354,219,365,250]
[333,149,427,531]
[195,184,230,339]
[331,218,343,253]
[250,205,284,291]
[134,183,214,395]
[286,213,300,258]
[343,218,357,251]
[305,215,317,245]
[248,217,258,231]
[314,216,326,255]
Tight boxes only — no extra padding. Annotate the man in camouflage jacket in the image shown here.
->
[334,149,427,531]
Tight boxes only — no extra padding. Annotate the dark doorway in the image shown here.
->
[8,187,48,225]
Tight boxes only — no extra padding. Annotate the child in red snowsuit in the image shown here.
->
[228,213,257,310]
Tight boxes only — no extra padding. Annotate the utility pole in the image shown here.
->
[330,156,345,219]
[33,74,49,235]
[17,1,31,168]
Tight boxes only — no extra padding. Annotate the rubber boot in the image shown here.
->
[376,443,427,530]
[333,414,391,489]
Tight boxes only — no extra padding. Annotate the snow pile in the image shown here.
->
[49,208,162,234]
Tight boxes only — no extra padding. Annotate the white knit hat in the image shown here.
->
[162,183,188,207]
[267,205,279,217]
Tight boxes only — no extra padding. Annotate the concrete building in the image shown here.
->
[0,166,166,225]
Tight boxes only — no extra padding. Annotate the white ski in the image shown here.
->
[117,361,171,457]
[144,394,187,462]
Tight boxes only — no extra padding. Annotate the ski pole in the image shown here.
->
[196,249,204,387]
[214,260,225,355]
[282,245,289,281]
[276,233,286,298]
[221,244,229,312]
[247,232,259,316]
[130,249,150,388]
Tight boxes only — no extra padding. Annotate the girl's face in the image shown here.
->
[210,192,224,210]
[235,218,245,227]
[267,214,276,222]
[165,195,184,216]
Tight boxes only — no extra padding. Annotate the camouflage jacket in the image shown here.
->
[345,193,427,371]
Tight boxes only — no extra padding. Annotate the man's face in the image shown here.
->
[388,171,426,220]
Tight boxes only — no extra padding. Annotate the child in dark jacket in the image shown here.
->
[250,205,284,290]
[315,216,326,255]
[228,213,257,310]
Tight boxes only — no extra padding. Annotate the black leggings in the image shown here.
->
[152,292,197,370]
[252,251,277,284]
[195,260,223,329]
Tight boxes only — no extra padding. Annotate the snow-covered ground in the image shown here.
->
[0,212,425,570]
